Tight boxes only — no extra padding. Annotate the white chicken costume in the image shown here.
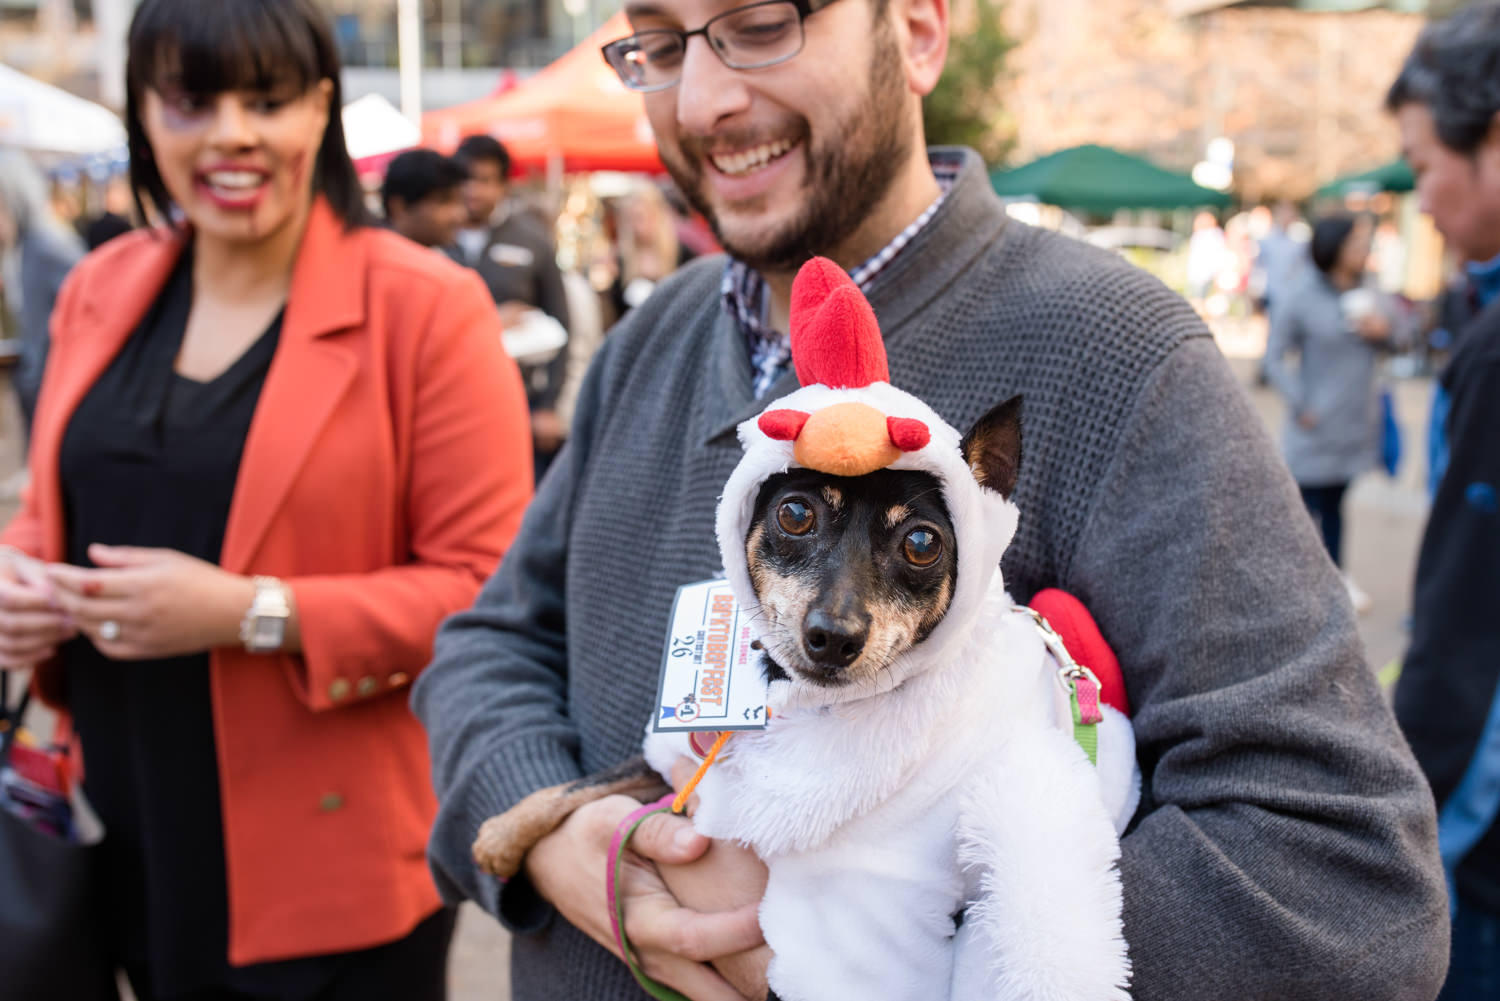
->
[642,258,1139,1001]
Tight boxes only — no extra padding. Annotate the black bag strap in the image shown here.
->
[0,669,32,765]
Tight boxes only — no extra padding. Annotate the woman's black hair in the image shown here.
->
[124,0,367,229]
[1309,214,1357,275]
[1385,2,1500,157]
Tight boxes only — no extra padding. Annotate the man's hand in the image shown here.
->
[658,756,773,1000]
[524,793,765,1001]
[660,838,773,1000]
[45,545,256,659]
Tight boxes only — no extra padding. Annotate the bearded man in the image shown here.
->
[413,0,1450,996]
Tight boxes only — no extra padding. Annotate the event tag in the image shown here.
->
[653,579,770,733]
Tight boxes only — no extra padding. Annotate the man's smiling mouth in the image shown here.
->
[710,138,797,176]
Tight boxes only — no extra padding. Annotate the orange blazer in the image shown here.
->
[2,200,534,964]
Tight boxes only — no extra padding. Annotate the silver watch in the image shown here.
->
[239,576,291,653]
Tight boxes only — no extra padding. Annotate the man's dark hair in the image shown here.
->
[1386,1,1500,156]
[1309,214,1357,276]
[453,134,512,181]
[125,0,367,228]
[381,149,468,216]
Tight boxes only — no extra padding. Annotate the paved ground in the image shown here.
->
[0,310,1432,1001]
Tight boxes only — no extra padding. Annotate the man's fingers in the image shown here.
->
[630,808,709,864]
[628,900,765,963]
[638,955,748,1001]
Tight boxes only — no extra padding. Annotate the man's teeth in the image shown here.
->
[204,171,265,191]
[711,139,794,177]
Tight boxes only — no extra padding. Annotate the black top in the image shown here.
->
[57,251,347,999]
[1395,293,1500,912]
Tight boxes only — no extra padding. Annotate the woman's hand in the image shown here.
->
[524,792,766,1001]
[45,545,255,660]
[0,548,76,668]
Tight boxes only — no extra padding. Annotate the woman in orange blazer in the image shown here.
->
[0,2,532,998]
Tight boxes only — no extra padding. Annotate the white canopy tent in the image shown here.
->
[341,93,421,163]
[0,63,127,157]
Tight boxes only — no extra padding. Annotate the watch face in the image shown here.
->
[252,617,284,647]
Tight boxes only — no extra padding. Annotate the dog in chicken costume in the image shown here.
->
[640,257,1139,1001]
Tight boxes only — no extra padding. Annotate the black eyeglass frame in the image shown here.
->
[600,0,838,93]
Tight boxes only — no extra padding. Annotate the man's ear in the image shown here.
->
[888,0,949,97]
[960,395,1022,499]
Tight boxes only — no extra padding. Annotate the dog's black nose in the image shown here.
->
[802,609,868,668]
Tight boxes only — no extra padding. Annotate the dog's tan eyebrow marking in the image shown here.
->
[884,504,911,528]
[821,486,843,510]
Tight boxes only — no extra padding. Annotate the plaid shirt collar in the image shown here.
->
[725,150,963,399]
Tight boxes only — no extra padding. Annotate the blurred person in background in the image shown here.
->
[1254,201,1306,318]
[1185,210,1228,308]
[0,150,85,438]
[1386,5,1500,997]
[381,149,468,249]
[1252,201,1307,385]
[1263,213,1400,615]
[448,134,572,477]
[80,174,138,250]
[0,1,533,999]
[608,183,687,318]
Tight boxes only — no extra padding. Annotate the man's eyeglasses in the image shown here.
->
[601,0,839,93]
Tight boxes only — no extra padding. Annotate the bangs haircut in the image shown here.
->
[125,0,367,229]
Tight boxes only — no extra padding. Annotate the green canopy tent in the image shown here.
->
[988,143,1232,214]
[1315,158,1415,199]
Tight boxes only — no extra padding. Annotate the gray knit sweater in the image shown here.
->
[413,150,1448,1000]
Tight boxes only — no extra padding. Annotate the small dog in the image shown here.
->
[745,465,960,690]
[474,259,1137,1001]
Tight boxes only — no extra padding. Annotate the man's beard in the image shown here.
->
[661,28,913,275]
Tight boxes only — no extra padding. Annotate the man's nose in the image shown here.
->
[675,35,752,136]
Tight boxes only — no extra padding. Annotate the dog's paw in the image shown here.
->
[472,811,531,880]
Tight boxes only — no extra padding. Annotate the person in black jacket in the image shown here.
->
[1388,6,1500,997]
[447,135,572,478]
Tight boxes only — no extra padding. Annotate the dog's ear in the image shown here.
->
[960,395,1023,499]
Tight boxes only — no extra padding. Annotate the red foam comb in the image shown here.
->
[790,257,888,389]
[758,409,810,441]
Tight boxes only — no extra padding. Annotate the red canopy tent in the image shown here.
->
[421,14,663,175]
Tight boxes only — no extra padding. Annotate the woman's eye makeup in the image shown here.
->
[156,88,211,129]
[154,87,298,130]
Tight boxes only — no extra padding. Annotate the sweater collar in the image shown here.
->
[703,147,1009,443]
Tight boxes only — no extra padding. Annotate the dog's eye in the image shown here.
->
[903,528,942,566]
[777,500,816,536]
